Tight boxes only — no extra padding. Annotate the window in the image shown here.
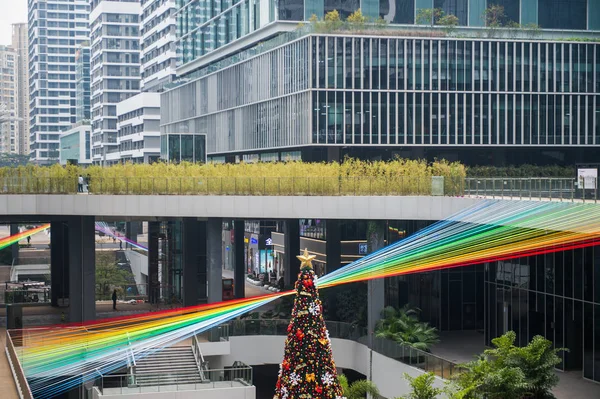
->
[538,0,587,30]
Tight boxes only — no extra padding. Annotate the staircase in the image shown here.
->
[133,346,205,387]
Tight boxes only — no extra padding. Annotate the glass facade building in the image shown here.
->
[174,0,600,68]
[483,247,600,381]
[163,34,600,163]
[160,132,207,163]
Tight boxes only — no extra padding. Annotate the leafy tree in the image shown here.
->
[483,4,506,27]
[505,334,565,398]
[95,252,130,300]
[324,9,342,31]
[438,14,459,35]
[400,373,442,399]
[450,331,566,399]
[416,8,444,27]
[347,9,367,30]
[483,4,506,38]
[375,305,439,352]
[338,374,379,399]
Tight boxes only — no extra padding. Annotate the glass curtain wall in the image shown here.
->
[484,245,600,382]
[311,36,600,147]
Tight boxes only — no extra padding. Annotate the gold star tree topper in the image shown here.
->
[297,248,316,269]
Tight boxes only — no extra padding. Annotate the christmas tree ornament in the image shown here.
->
[274,250,344,399]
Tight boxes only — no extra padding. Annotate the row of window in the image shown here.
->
[312,91,600,146]
[313,37,600,94]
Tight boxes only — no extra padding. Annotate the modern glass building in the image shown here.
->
[163,32,600,164]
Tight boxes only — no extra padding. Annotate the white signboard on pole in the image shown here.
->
[577,168,597,190]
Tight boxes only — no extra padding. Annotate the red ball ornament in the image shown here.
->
[302,279,314,289]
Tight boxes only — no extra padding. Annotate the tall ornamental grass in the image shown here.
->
[0,158,466,196]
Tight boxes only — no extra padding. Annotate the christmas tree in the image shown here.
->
[274,249,344,399]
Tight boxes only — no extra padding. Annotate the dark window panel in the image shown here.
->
[434,0,468,26]
[379,0,415,24]
[539,0,587,30]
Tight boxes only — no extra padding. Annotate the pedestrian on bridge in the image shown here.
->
[112,289,118,310]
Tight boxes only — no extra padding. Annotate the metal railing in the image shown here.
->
[3,289,51,305]
[226,319,457,379]
[5,331,34,399]
[0,176,597,201]
[464,177,598,202]
[93,366,253,395]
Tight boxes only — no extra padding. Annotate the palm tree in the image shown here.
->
[338,374,380,399]
[375,305,439,352]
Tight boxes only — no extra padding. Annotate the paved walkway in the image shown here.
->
[431,331,600,399]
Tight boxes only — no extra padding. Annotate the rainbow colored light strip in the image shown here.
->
[15,200,600,399]
[0,224,50,250]
[94,222,148,251]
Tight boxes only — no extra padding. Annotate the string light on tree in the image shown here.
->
[274,249,345,399]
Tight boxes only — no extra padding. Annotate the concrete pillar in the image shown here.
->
[148,221,160,304]
[182,218,207,307]
[125,222,138,249]
[234,220,245,298]
[325,219,341,273]
[50,221,69,307]
[283,219,300,287]
[10,224,19,264]
[68,216,95,322]
[207,218,223,303]
[367,221,386,347]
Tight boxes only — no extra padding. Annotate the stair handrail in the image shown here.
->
[126,333,136,386]
[193,333,207,381]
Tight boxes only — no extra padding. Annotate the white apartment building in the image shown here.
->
[59,122,92,165]
[141,0,177,92]
[28,0,89,164]
[0,46,18,154]
[90,0,141,165]
[111,92,160,164]
[12,23,29,156]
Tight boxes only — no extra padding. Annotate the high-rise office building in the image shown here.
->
[0,45,18,154]
[90,0,141,165]
[141,0,177,92]
[27,0,90,164]
[12,23,29,156]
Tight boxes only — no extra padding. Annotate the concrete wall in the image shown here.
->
[125,250,148,287]
[0,195,482,221]
[209,336,446,399]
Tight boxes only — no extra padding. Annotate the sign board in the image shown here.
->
[250,236,258,245]
[265,238,273,246]
[358,243,368,255]
[577,168,597,190]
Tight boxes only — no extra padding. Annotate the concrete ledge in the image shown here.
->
[0,195,483,221]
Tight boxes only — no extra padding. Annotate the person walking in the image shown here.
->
[85,174,91,192]
[112,289,118,310]
[77,175,84,192]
